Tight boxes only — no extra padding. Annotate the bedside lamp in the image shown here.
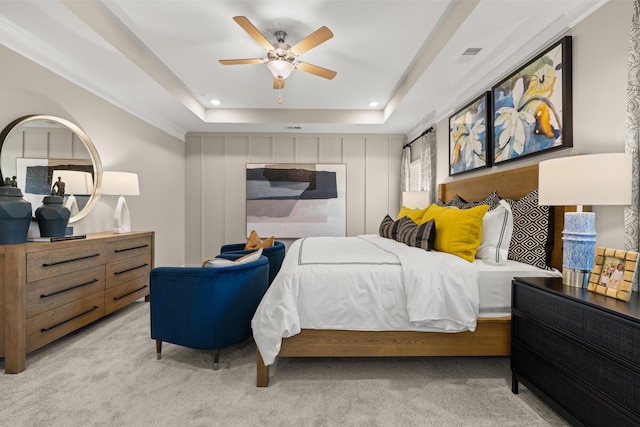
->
[101,171,140,234]
[402,191,430,209]
[538,153,632,287]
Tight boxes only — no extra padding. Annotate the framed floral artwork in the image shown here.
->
[587,247,638,302]
[492,36,572,164]
[449,91,491,176]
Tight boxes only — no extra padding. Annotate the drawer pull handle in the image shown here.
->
[113,285,148,301]
[114,263,149,275]
[42,253,101,267]
[40,279,100,298]
[40,306,99,332]
[114,244,149,253]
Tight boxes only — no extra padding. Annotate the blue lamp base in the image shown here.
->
[561,212,597,288]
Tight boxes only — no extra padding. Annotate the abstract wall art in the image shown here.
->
[246,163,346,238]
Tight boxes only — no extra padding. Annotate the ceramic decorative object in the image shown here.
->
[0,187,32,244]
[35,196,70,237]
[561,212,597,288]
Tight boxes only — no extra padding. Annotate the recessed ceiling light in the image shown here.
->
[368,101,379,107]
[210,99,221,105]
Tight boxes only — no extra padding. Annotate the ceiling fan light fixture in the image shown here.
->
[267,59,295,80]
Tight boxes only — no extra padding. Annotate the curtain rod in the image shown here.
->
[403,127,433,149]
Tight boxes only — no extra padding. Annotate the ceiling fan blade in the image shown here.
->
[290,26,333,56]
[219,58,265,65]
[296,62,337,80]
[233,16,274,52]
[273,77,285,90]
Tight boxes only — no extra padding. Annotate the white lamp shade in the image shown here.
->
[101,171,140,196]
[402,191,430,209]
[538,153,632,206]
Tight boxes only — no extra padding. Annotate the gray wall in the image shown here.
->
[0,44,186,267]
[184,134,403,266]
[434,0,632,249]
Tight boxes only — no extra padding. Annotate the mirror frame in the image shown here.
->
[0,115,103,223]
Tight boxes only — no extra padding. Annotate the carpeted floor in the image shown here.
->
[0,303,569,427]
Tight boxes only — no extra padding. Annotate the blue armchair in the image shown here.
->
[220,241,285,285]
[150,254,269,368]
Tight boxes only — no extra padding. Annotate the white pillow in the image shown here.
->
[476,200,513,265]
[203,248,263,268]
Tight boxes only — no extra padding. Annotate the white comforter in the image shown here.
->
[251,235,480,365]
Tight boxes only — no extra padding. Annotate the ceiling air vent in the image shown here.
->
[462,47,482,56]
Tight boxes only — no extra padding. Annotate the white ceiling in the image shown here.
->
[0,0,608,141]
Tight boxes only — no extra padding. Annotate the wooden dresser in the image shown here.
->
[0,231,154,373]
[512,277,640,426]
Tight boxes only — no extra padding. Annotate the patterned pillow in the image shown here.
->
[462,191,501,210]
[395,217,436,251]
[503,190,554,270]
[379,215,401,240]
[446,194,468,208]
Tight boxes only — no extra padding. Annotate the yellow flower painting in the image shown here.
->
[449,92,490,175]
[492,36,573,164]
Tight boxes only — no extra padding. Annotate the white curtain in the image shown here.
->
[419,130,437,204]
[625,0,640,291]
[400,145,411,192]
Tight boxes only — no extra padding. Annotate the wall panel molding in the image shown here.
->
[184,132,405,265]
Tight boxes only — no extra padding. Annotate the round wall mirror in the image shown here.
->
[0,115,103,223]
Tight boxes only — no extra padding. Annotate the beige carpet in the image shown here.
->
[0,303,568,427]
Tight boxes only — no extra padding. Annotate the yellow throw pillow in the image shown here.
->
[420,203,489,262]
[397,206,428,223]
[245,230,274,250]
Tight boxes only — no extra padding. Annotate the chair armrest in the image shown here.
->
[220,243,246,253]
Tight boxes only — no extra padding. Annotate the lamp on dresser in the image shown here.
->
[402,191,430,209]
[538,153,632,287]
[101,171,139,234]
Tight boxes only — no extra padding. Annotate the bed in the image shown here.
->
[253,164,571,387]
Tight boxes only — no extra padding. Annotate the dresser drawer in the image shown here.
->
[106,236,152,263]
[27,243,106,282]
[106,254,151,288]
[513,282,640,368]
[514,344,639,427]
[26,292,105,352]
[514,314,640,415]
[105,276,149,314]
[26,265,106,318]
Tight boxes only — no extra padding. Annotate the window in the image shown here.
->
[409,159,422,192]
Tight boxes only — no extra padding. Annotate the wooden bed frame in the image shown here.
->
[256,164,570,387]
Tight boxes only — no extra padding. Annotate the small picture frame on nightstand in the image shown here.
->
[588,247,638,302]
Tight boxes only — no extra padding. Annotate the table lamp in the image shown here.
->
[402,191,430,209]
[538,153,632,287]
[101,171,139,234]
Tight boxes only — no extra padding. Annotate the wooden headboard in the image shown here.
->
[438,164,570,271]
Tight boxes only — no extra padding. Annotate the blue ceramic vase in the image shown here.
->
[35,196,70,237]
[0,187,32,244]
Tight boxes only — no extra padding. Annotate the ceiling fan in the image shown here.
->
[219,16,337,90]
